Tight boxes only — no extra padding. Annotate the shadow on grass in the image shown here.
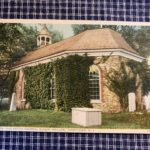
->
[0,103,9,111]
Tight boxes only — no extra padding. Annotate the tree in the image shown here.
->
[118,26,150,57]
[72,24,101,35]
[72,24,150,110]
[72,25,150,58]
[0,24,37,107]
[127,60,150,96]
[1,23,63,106]
[21,26,38,52]
[134,27,150,57]
[105,60,150,111]
[105,62,138,111]
[51,30,63,44]
[72,24,120,35]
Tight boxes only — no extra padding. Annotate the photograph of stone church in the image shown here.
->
[1,23,150,129]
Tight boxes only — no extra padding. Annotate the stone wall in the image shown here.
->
[92,56,127,113]
[135,74,143,110]
[92,55,143,113]
[15,55,143,113]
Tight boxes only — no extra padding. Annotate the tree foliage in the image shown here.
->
[8,71,19,102]
[54,55,94,112]
[20,26,38,52]
[105,62,138,111]
[105,59,150,111]
[127,60,150,96]
[72,24,150,96]
[0,24,37,100]
[24,63,55,109]
[41,24,64,44]
[72,25,150,57]
[2,23,63,100]
[72,24,119,35]
[51,30,63,44]
[23,55,94,111]
[118,26,150,57]
[72,24,101,35]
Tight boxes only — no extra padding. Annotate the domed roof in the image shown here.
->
[38,25,51,36]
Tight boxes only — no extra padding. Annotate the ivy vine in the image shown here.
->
[54,55,94,112]
[23,62,54,109]
[9,55,94,111]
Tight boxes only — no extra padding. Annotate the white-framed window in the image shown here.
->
[50,75,55,100]
[89,65,101,102]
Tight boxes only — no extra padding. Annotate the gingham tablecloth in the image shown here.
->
[0,0,149,21]
[0,0,150,149]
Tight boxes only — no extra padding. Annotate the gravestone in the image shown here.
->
[143,92,150,110]
[9,92,16,111]
[128,92,136,112]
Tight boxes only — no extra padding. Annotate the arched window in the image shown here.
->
[41,37,45,45]
[46,37,50,42]
[41,37,45,41]
[89,65,100,101]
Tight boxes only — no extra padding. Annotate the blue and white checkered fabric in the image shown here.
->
[0,0,150,149]
[0,0,149,21]
[0,131,150,150]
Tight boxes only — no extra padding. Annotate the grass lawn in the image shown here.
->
[0,109,150,129]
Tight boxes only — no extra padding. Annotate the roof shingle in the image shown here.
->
[14,28,141,67]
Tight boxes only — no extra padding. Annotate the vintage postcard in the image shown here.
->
[0,20,150,133]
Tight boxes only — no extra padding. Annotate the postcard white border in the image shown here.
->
[0,19,150,26]
[0,19,150,134]
[0,127,150,134]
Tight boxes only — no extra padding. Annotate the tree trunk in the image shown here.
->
[136,74,143,111]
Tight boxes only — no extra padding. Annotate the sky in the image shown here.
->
[25,24,141,40]
[25,24,74,39]
[52,24,74,39]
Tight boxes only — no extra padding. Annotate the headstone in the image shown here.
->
[9,92,16,111]
[128,92,136,112]
[144,92,150,110]
[144,95,150,109]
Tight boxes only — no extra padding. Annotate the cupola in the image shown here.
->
[37,25,52,47]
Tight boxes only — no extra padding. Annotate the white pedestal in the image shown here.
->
[72,108,101,127]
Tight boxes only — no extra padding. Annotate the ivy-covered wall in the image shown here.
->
[54,55,94,112]
[23,63,54,109]
[23,55,94,112]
